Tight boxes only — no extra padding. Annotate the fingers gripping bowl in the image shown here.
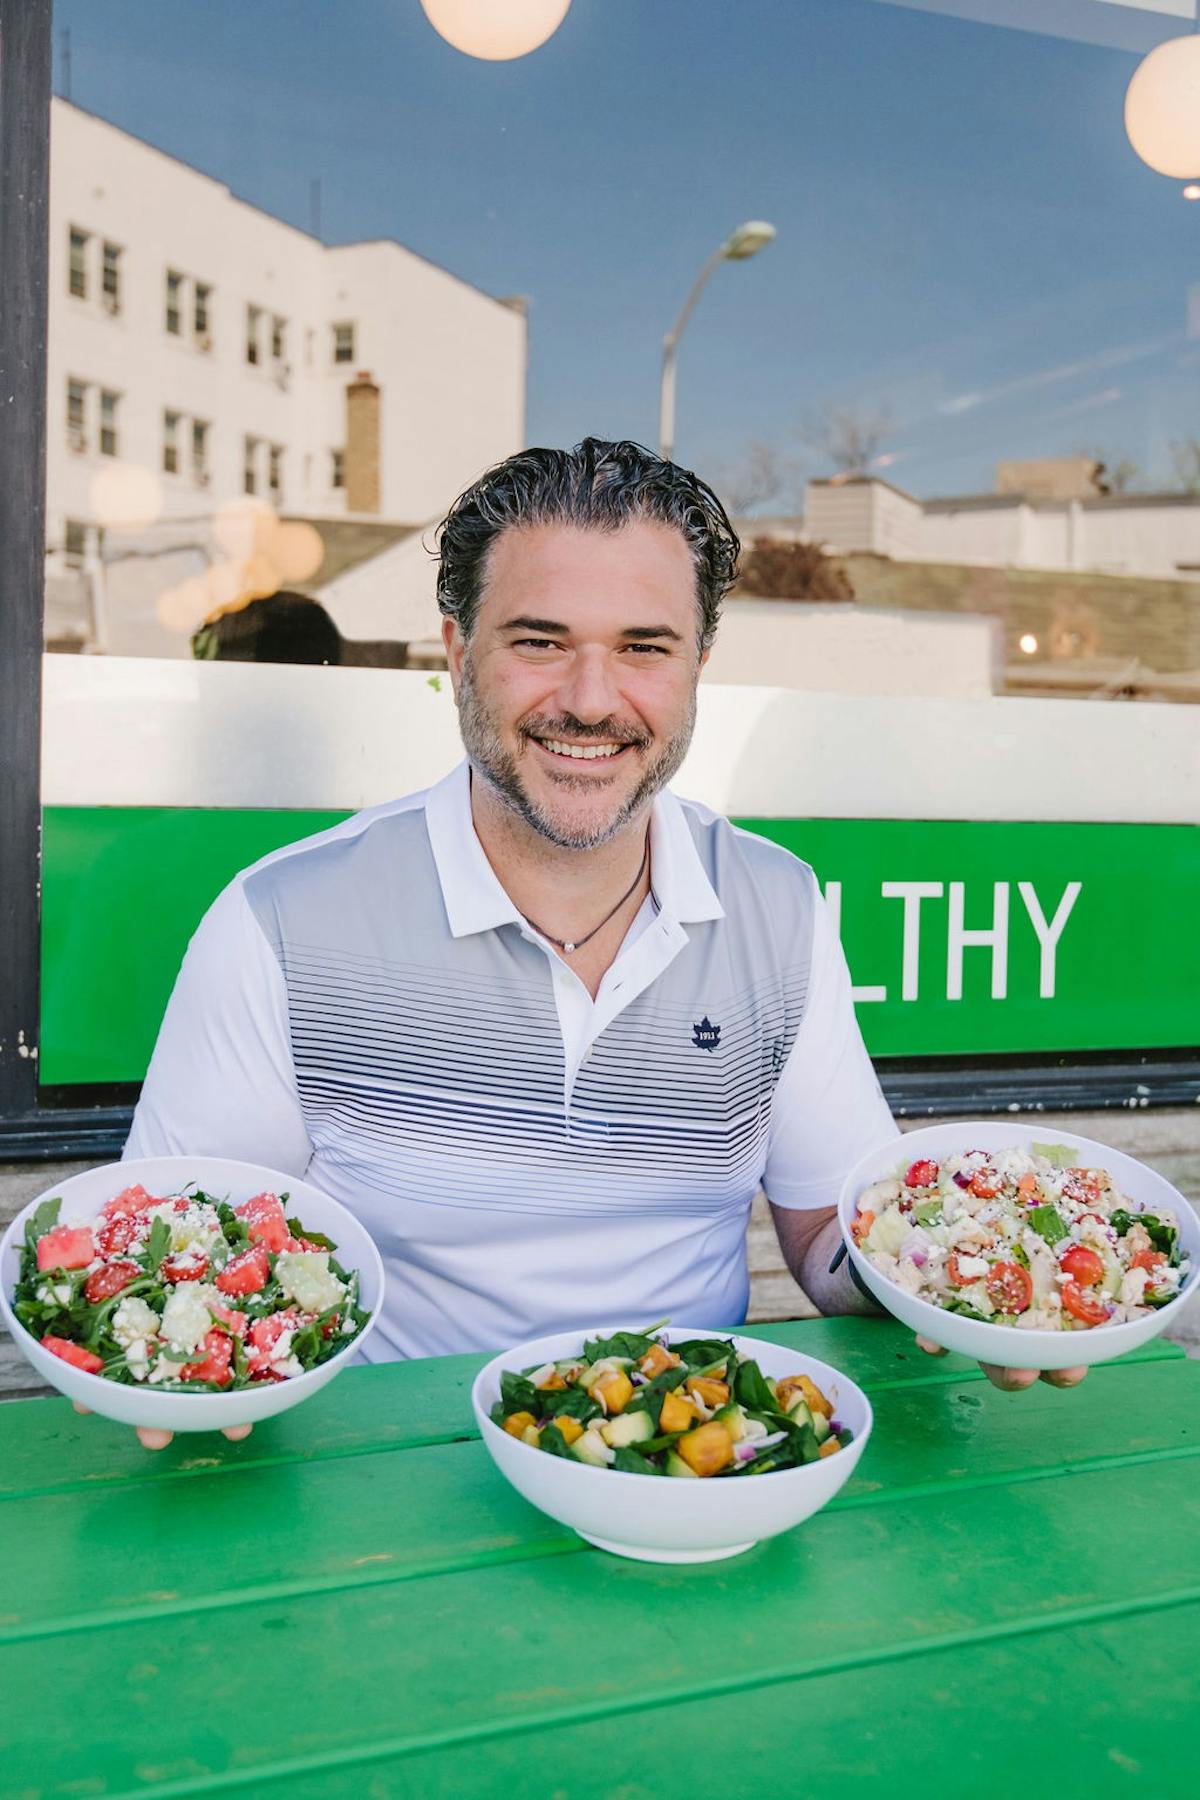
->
[0,1157,385,1431]
[472,1325,873,1563]
[839,1123,1200,1368]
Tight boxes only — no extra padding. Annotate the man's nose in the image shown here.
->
[554,648,623,725]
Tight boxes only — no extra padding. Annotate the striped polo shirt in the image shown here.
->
[127,760,897,1358]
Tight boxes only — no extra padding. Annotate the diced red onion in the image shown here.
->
[953,1171,971,1188]
[734,1443,757,1464]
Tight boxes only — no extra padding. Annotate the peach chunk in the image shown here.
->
[676,1421,735,1478]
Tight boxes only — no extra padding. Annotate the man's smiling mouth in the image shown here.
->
[536,739,628,761]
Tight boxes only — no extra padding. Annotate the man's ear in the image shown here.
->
[699,644,711,673]
[442,616,465,698]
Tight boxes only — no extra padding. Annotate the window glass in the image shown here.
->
[194,281,212,342]
[164,269,182,335]
[162,409,180,475]
[67,225,87,297]
[101,240,121,312]
[245,303,260,366]
[98,389,119,457]
[333,321,355,364]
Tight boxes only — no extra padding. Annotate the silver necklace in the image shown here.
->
[520,838,650,954]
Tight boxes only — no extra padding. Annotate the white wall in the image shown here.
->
[41,655,1200,825]
[702,600,999,698]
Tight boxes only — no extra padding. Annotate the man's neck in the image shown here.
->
[468,770,653,991]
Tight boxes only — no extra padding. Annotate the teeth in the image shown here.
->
[541,740,623,760]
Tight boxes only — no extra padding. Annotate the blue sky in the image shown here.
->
[54,0,1200,502]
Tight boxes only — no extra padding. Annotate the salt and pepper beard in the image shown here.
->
[455,646,699,852]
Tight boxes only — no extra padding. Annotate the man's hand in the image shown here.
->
[71,1399,254,1451]
[914,1336,1088,1391]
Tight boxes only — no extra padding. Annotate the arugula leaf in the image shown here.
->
[143,1215,171,1272]
[24,1197,62,1251]
[285,1217,335,1251]
[158,1343,196,1363]
[1027,1203,1068,1247]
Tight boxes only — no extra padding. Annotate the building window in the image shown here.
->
[243,434,259,495]
[333,321,355,364]
[64,520,88,566]
[162,410,181,475]
[271,315,287,362]
[192,419,210,487]
[246,304,261,366]
[165,269,183,335]
[331,448,345,489]
[194,283,212,346]
[66,379,87,453]
[101,242,122,314]
[99,390,119,458]
[268,444,284,502]
[68,227,88,298]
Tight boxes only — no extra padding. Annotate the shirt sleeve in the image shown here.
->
[762,887,900,1210]
[123,877,313,1176]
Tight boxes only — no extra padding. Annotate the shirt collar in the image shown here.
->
[423,758,724,940]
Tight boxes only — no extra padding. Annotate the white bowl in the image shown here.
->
[840,1121,1200,1369]
[0,1156,384,1431]
[471,1324,872,1563]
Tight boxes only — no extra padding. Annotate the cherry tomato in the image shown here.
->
[1131,1249,1166,1275]
[851,1210,875,1246]
[1063,1171,1106,1207]
[1062,1281,1109,1326]
[969,1169,1002,1200]
[1060,1245,1105,1287]
[947,1253,977,1288]
[83,1260,141,1304]
[160,1252,210,1284]
[96,1214,140,1256]
[985,1261,1033,1314]
[905,1159,940,1189]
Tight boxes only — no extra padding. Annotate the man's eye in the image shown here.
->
[514,638,559,650]
[623,643,669,655]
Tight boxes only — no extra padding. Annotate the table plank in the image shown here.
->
[228,1604,1200,1800]
[0,1318,1183,1501]
[4,1447,1199,1797]
[2,1358,1196,1642]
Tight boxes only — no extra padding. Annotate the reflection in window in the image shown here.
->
[162,409,180,475]
[268,443,284,502]
[66,378,87,453]
[68,227,88,298]
[271,315,287,362]
[99,390,119,458]
[64,519,88,565]
[165,269,183,335]
[333,321,355,364]
[192,418,210,487]
[194,282,212,345]
[246,304,261,366]
[331,447,345,489]
[101,242,122,314]
[243,433,259,495]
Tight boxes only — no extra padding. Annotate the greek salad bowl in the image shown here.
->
[839,1122,1200,1369]
[471,1324,873,1564]
[0,1156,384,1432]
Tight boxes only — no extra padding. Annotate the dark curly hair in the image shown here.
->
[435,437,740,652]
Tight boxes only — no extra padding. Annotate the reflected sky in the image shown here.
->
[52,0,1200,499]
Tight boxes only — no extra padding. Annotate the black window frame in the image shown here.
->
[1,0,1196,1160]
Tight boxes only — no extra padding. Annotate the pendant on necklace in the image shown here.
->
[564,942,576,953]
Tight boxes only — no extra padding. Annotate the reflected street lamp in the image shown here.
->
[659,220,776,462]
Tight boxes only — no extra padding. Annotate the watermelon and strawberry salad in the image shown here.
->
[11,1182,369,1389]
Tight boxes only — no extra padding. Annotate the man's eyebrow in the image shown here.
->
[498,615,684,643]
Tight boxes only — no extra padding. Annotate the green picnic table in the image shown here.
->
[2,1316,1198,1800]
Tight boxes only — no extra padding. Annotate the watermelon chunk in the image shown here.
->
[246,1308,305,1378]
[41,1336,104,1374]
[36,1226,97,1272]
[180,1329,234,1387]
[214,1243,270,1296]
[102,1183,156,1219]
[235,1192,290,1253]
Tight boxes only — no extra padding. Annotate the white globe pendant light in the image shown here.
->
[419,0,571,61]
[1125,33,1200,180]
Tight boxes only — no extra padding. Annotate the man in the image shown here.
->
[119,438,1083,1448]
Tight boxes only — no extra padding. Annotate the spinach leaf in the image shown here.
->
[582,1330,654,1362]
[499,1370,539,1416]
[538,1422,576,1459]
[1110,1210,1179,1261]
[1026,1203,1068,1247]
[671,1337,734,1371]
[734,1358,776,1413]
[612,1445,660,1476]
[24,1197,62,1251]
[539,1385,600,1422]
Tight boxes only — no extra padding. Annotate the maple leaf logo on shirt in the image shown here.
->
[691,1016,721,1052]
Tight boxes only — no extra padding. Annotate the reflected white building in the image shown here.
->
[46,98,526,580]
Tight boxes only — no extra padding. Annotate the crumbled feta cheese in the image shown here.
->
[275,1251,345,1315]
[36,1280,72,1306]
[159,1284,213,1352]
[953,1253,990,1281]
[1120,1266,1150,1309]
[112,1296,159,1347]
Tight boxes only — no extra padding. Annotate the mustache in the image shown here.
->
[519,713,649,749]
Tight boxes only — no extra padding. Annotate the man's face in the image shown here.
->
[443,518,708,850]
